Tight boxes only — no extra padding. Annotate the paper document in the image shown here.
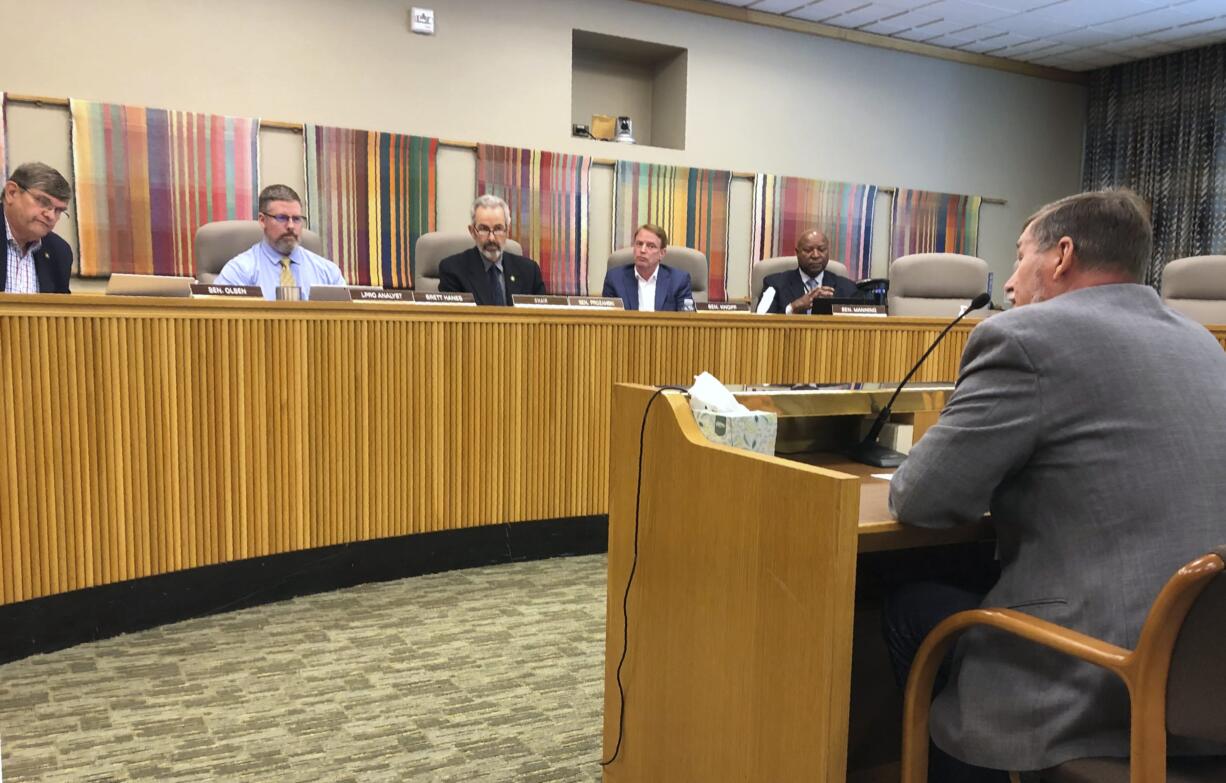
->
[871,473,894,481]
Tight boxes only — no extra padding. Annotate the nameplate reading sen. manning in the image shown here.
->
[695,302,751,312]
[411,291,478,306]
[350,289,414,303]
[190,284,263,298]
[831,303,888,317]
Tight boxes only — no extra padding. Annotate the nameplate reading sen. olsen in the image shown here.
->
[189,284,263,298]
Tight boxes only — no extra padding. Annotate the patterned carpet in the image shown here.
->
[0,555,608,782]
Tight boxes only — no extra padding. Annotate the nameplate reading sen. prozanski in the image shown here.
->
[567,296,624,309]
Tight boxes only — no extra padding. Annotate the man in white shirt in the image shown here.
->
[601,223,694,311]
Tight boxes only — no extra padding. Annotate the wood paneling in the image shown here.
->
[2,295,1223,606]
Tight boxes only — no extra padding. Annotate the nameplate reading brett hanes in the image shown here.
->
[190,284,263,298]
[696,302,750,312]
[413,292,477,306]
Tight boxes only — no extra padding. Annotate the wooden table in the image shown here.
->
[600,384,990,782]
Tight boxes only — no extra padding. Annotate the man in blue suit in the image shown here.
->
[602,223,693,311]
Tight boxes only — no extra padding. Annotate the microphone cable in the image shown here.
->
[600,384,688,768]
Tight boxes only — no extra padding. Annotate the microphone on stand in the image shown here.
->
[846,292,992,468]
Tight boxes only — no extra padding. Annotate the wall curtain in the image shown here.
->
[613,162,732,301]
[0,93,7,182]
[305,125,438,289]
[751,174,878,280]
[1083,44,1226,286]
[889,188,982,260]
[476,144,590,295]
[70,99,259,277]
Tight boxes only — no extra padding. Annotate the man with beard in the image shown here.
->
[438,194,545,305]
[2,162,73,294]
[215,184,344,299]
[758,229,860,314]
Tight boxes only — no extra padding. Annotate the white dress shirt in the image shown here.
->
[784,269,824,314]
[636,267,659,312]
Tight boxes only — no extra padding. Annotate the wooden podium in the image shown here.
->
[600,383,967,782]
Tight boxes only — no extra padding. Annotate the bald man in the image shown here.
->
[759,230,859,314]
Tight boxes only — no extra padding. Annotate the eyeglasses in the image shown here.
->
[473,224,508,238]
[261,212,308,227]
[18,185,70,219]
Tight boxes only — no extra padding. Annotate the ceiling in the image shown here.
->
[703,0,1226,71]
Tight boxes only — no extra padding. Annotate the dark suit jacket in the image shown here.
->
[437,246,545,305]
[1,228,73,293]
[601,263,693,311]
[759,267,858,314]
[890,284,1226,770]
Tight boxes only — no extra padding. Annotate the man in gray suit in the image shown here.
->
[886,189,1226,780]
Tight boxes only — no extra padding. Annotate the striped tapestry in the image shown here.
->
[1083,44,1226,287]
[613,162,732,301]
[889,188,982,260]
[305,125,437,288]
[70,100,259,277]
[751,174,878,280]
[0,92,7,181]
[476,144,590,295]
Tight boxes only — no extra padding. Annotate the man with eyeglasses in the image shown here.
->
[438,194,545,305]
[215,184,344,299]
[2,162,74,294]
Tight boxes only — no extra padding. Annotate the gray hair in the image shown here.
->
[258,184,302,213]
[8,162,72,202]
[470,194,510,226]
[1024,189,1151,282]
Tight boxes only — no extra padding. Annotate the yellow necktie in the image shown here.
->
[279,256,295,287]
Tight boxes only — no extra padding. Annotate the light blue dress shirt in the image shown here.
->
[214,240,345,300]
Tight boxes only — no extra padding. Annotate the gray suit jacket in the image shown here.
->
[890,283,1226,771]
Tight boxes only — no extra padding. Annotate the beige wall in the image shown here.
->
[0,0,1086,301]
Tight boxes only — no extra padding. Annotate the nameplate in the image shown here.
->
[696,302,751,312]
[567,296,624,309]
[413,292,478,306]
[512,294,571,308]
[831,303,888,317]
[351,289,413,303]
[190,284,263,298]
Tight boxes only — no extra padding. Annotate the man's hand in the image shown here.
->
[789,285,836,313]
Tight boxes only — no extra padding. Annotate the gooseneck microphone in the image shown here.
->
[847,292,992,468]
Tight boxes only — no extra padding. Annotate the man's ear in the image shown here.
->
[1052,236,1076,280]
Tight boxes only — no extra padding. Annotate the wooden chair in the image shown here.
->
[901,548,1226,783]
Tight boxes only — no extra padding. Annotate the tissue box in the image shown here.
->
[691,406,778,456]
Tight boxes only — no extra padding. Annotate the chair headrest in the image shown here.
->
[414,232,525,278]
[889,253,988,298]
[1162,256,1226,299]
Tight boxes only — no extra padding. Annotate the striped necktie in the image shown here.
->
[279,256,295,287]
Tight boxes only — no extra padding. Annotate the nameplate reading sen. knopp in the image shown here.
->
[696,302,751,312]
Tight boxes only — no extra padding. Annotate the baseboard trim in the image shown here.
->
[0,516,608,664]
